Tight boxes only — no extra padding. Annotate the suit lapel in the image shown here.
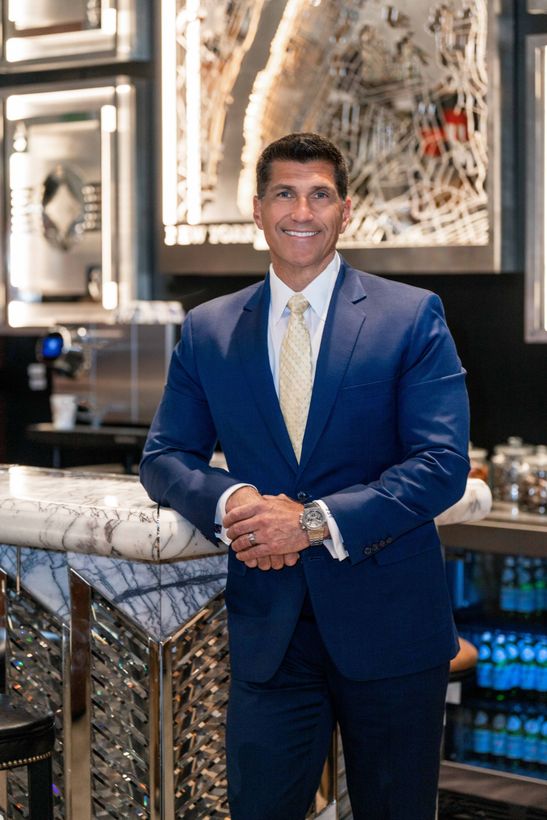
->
[234,264,367,475]
[299,263,368,473]
[235,277,299,470]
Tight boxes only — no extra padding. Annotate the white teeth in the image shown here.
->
[284,230,318,237]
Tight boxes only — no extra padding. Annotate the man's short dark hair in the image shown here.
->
[256,133,348,200]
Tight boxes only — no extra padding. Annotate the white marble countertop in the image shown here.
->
[0,465,493,564]
[0,464,220,562]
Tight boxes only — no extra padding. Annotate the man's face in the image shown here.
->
[253,160,351,287]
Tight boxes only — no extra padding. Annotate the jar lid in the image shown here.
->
[493,445,532,457]
[494,436,534,456]
[469,446,488,459]
[527,452,547,468]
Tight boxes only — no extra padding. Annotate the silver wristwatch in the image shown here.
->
[299,502,326,546]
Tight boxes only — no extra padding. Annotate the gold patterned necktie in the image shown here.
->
[279,293,312,461]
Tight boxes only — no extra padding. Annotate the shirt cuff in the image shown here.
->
[315,500,348,561]
[215,484,258,544]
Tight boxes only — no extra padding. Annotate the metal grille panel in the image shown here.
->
[5,583,64,819]
[89,593,151,819]
[171,592,231,819]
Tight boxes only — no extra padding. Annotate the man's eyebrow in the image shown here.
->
[268,183,335,192]
[268,183,296,190]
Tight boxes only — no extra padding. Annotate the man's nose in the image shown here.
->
[291,197,313,220]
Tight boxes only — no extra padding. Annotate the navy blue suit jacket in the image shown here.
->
[140,261,469,682]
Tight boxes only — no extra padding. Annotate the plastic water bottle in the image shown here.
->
[535,640,547,699]
[519,639,537,695]
[539,717,547,768]
[500,556,517,616]
[451,707,471,763]
[505,712,524,768]
[472,710,491,761]
[476,631,494,691]
[516,558,535,621]
[491,712,507,762]
[522,714,541,770]
[492,635,511,700]
[505,632,520,692]
[533,559,545,619]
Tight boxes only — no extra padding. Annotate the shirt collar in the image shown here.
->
[269,252,341,325]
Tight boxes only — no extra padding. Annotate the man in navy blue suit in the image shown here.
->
[140,133,470,820]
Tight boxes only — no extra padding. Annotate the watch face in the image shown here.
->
[304,506,325,528]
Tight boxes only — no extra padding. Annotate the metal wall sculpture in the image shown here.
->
[160,0,513,274]
[0,0,149,70]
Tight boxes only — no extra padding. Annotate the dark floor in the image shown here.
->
[438,790,547,820]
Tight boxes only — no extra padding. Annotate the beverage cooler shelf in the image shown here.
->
[439,505,547,557]
[438,510,547,812]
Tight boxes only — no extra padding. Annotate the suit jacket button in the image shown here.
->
[386,536,393,544]
[364,546,372,555]
[379,539,386,547]
[297,491,310,502]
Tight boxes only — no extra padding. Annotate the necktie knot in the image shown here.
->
[287,294,309,318]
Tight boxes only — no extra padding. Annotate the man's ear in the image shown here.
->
[253,196,263,229]
[340,197,352,233]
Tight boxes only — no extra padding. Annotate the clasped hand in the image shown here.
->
[223,487,309,571]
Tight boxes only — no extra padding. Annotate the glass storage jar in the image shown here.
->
[468,444,489,483]
[519,447,547,515]
[491,437,533,504]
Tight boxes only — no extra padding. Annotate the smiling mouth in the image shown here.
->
[282,230,320,237]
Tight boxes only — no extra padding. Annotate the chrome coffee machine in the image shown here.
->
[36,303,183,428]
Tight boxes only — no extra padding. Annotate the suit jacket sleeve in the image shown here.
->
[139,312,240,543]
[322,292,470,565]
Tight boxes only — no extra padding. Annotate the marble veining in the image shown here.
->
[20,547,71,621]
[435,477,492,526]
[69,552,227,638]
[0,543,227,638]
[0,465,493,566]
[0,465,221,563]
[0,545,70,621]
[0,544,18,581]
[157,556,228,638]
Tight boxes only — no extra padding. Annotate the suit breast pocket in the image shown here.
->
[335,379,397,442]
[340,377,397,401]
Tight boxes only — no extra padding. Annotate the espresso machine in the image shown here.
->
[29,303,183,471]
[37,311,182,427]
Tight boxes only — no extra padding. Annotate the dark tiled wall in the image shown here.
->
[392,272,547,453]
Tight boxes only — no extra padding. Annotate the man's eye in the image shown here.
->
[277,190,293,198]
[314,191,329,199]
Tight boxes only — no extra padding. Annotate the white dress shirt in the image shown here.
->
[216,252,349,560]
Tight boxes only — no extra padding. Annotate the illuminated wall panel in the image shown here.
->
[2,79,140,327]
[159,0,513,274]
[0,0,149,70]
